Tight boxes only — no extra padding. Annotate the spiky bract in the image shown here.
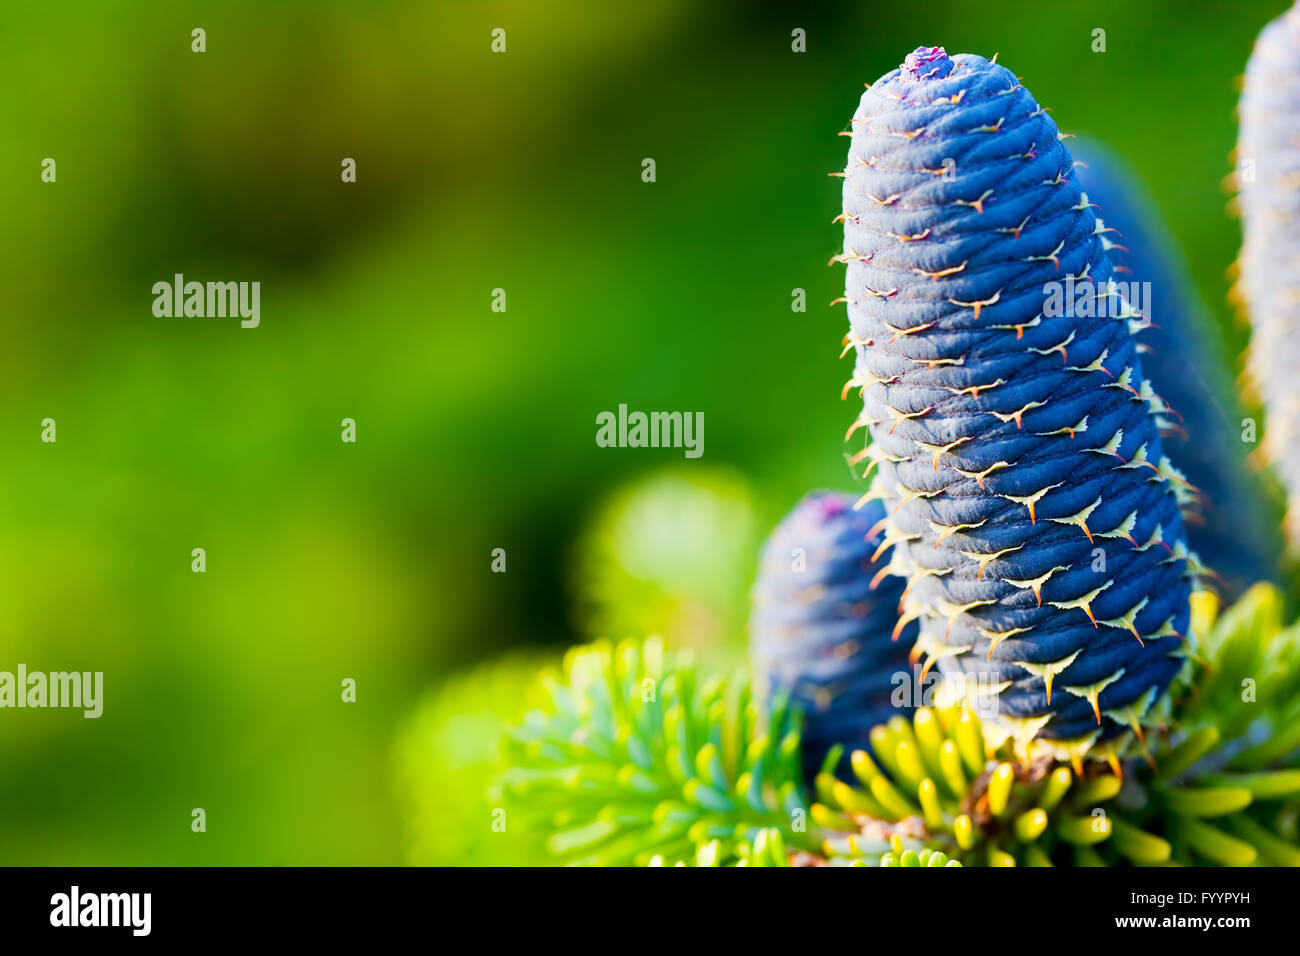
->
[840,48,1197,755]
[1072,140,1282,600]
[750,492,917,779]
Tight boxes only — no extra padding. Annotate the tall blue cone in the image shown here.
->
[1072,138,1282,600]
[751,492,916,779]
[838,48,1198,759]
[1239,2,1300,550]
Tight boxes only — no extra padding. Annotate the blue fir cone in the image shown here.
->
[837,47,1198,761]
[1238,2,1300,549]
[750,492,917,779]
[1072,138,1282,600]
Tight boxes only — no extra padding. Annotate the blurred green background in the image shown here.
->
[0,0,1286,864]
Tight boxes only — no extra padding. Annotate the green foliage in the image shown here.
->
[880,838,963,868]
[648,827,794,867]
[816,705,1144,866]
[569,468,759,655]
[392,651,556,866]
[496,637,813,865]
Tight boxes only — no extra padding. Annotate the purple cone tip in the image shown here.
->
[901,46,953,82]
[799,490,851,523]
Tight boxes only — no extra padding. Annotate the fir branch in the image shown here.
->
[496,637,816,865]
